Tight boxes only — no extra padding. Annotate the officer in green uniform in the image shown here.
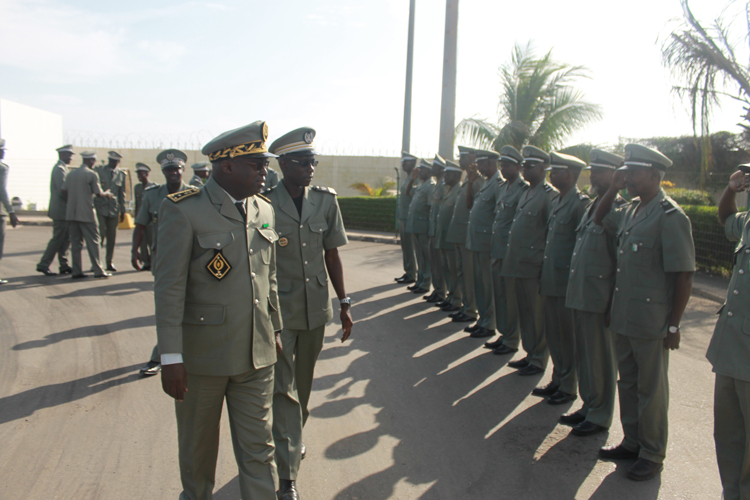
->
[63,151,114,279]
[535,152,590,405]
[132,151,192,377]
[465,149,501,338]
[594,144,695,481]
[563,149,626,436]
[502,146,559,375]
[265,127,352,500]
[37,145,74,276]
[155,121,282,500]
[446,147,483,323]
[133,163,157,271]
[425,155,447,304]
[405,160,435,294]
[0,139,19,284]
[485,145,527,354]
[265,165,280,191]
[707,166,750,500]
[435,160,463,312]
[94,151,127,271]
[395,152,418,284]
[189,161,211,187]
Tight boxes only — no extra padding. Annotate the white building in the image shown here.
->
[0,99,63,211]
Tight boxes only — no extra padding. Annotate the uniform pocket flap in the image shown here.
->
[585,265,613,279]
[309,222,328,233]
[590,225,606,234]
[317,272,328,286]
[197,232,234,250]
[183,304,225,325]
[634,235,656,249]
[278,278,292,292]
[258,227,279,243]
[630,286,667,304]
[276,225,295,237]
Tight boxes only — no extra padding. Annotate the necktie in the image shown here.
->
[235,201,246,222]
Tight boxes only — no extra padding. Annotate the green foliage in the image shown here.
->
[665,188,714,206]
[682,205,735,274]
[456,42,602,152]
[348,178,397,197]
[338,196,397,232]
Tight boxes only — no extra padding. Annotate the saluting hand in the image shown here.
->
[161,363,188,401]
[611,169,626,192]
[340,306,353,342]
[729,170,749,193]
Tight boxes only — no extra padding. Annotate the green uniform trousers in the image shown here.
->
[140,224,154,267]
[574,310,617,428]
[413,233,431,290]
[38,220,70,270]
[456,245,477,319]
[615,333,669,463]
[543,296,576,394]
[176,367,277,500]
[273,325,326,480]
[429,237,446,300]
[68,221,105,277]
[398,221,417,281]
[714,374,750,500]
[441,247,462,308]
[491,259,519,348]
[515,278,548,370]
[97,214,118,267]
[472,250,495,330]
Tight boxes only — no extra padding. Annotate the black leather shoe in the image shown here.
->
[399,276,416,284]
[139,361,161,376]
[0,279,7,285]
[448,311,461,318]
[301,443,306,460]
[441,304,459,312]
[278,479,299,500]
[464,323,479,333]
[36,267,58,276]
[599,444,639,460]
[425,295,443,303]
[412,287,429,294]
[59,266,73,274]
[547,391,577,405]
[507,358,530,369]
[517,364,544,376]
[406,284,419,290]
[452,314,474,323]
[572,421,607,437]
[436,299,451,308]
[484,338,504,349]
[395,274,407,282]
[627,458,663,481]
[94,273,112,279]
[422,292,436,300]
[106,264,117,272]
[493,344,518,355]
[532,382,559,397]
[71,274,88,280]
[560,411,586,426]
[470,327,494,338]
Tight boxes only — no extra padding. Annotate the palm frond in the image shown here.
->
[455,117,499,149]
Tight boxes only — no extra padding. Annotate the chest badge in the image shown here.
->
[278,237,288,247]
[207,251,232,280]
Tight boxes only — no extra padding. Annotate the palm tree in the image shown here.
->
[456,42,603,152]
[349,178,397,196]
[661,0,750,188]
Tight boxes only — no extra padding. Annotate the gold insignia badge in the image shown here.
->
[206,251,232,280]
[152,216,158,224]
[261,121,269,141]
[278,237,288,247]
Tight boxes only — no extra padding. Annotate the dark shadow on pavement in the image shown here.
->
[48,280,154,299]
[12,315,155,350]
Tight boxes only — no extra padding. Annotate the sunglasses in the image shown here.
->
[291,159,319,168]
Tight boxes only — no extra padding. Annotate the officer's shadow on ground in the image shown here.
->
[0,364,142,425]
[12,315,155,351]
[48,280,154,299]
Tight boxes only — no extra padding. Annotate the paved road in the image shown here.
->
[0,225,724,499]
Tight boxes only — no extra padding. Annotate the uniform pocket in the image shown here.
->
[183,303,226,325]
[257,227,278,264]
[309,222,328,249]
[626,287,669,333]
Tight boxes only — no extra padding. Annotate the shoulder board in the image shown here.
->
[167,187,200,203]
[614,196,628,208]
[312,185,337,195]
[578,192,590,201]
[144,184,160,191]
[261,185,276,196]
[543,184,552,192]
[255,193,271,204]
[660,199,678,214]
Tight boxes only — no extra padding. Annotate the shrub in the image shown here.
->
[339,196,397,233]
[682,205,734,275]
[666,188,713,206]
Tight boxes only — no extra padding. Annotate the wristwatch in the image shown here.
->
[340,297,352,306]
[668,326,680,333]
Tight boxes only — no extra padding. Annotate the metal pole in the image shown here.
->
[402,0,416,153]
[438,0,458,159]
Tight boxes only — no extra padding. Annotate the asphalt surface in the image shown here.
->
[0,225,725,499]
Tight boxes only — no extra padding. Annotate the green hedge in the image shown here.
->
[339,196,397,233]
[666,188,714,206]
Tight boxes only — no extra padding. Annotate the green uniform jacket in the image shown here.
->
[0,162,12,216]
[134,181,157,219]
[501,182,559,279]
[435,183,461,250]
[64,165,102,223]
[467,170,501,253]
[154,177,282,376]
[397,175,413,222]
[565,196,626,313]
[706,211,750,382]
[264,168,280,191]
[604,189,695,339]
[428,178,447,237]
[491,177,529,259]
[266,183,348,331]
[189,175,204,188]
[48,161,68,221]
[93,166,127,217]
[539,187,590,297]
[446,176,484,245]
[405,179,435,234]
[135,182,192,253]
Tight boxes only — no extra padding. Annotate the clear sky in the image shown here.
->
[0,0,745,158]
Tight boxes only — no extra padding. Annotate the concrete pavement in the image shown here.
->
[0,225,727,499]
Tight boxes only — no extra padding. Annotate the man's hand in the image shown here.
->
[8,213,18,228]
[101,190,115,199]
[611,169,626,191]
[664,328,680,350]
[131,249,142,271]
[729,170,749,193]
[410,168,418,180]
[161,363,188,401]
[119,213,125,223]
[467,164,479,182]
[340,306,353,342]
[275,331,283,356]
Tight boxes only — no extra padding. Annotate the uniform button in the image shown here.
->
[251,272,256,278]
[200,317,204,322]
[530,246,534,249]
[249,249,254,254]
[598,275,603,278]
[302,243,307,247]
[573,252,576,256]
[619,250,624,254]
[254,299,259,305]
[300,225,304,229]
[544,256,547,259]
[741,270,746,275]
[305,278,309,282]
[733,290,739,295]
[578,238,582,241]
[304,261,308,265]
[571,269,575,273]
[625,231,629,235]
[646,298,651,303]
[216,243,221,247]
[746,248,750,253]
[617,268,621,272]
[728,311,734,317]
[615,288,619,292]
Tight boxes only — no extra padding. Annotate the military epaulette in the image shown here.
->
[312,185,337,195]
[614,196,628,208]
[255,193,271,204]
[543,184,553,192]
[144,184,159,191]
[660,199,678,214]
[261,185,276,196]
[167,187,200,203]
[578,191,590,201]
